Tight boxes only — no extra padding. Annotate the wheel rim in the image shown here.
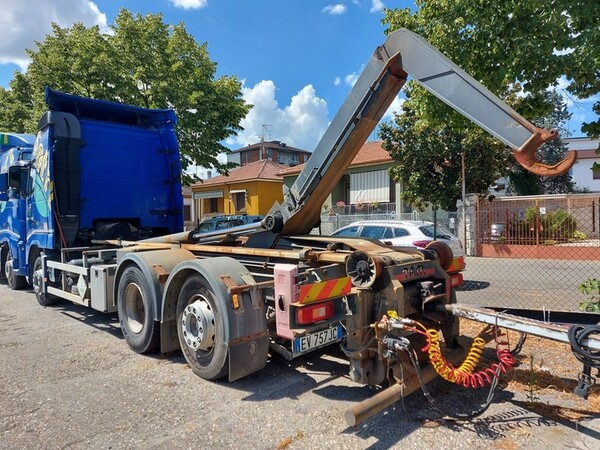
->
[32,266,43,295]
[123,282,145,334]
[5,257,15,285]
[181,295,216,352]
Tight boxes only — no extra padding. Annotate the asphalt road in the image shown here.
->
[457,257,600,312]
[1,284,599,449]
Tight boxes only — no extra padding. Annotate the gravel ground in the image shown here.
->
[1,284,599,450]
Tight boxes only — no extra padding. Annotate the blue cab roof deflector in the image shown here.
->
[44,87,177,128]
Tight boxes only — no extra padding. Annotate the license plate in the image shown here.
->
[293,325,342,356]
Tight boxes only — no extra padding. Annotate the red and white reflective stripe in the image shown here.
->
[298,277,352,304]
[446,256,466,273]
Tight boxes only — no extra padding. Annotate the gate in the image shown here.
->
[459,194,600,312]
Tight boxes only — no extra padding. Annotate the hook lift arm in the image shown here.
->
[266,29,576,237]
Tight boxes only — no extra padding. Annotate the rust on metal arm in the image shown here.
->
[512,127,577,176]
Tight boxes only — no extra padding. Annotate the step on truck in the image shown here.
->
[1,29,598,425]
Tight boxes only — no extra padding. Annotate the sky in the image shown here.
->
[0,0,595,164]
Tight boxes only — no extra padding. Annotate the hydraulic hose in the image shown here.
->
[384,316,515,389]
[568,324,600,369]
[424,326,515,388]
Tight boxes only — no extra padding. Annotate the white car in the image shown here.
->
[331,220,465,277]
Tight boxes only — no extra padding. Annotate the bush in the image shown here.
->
[571,230,588,241]
[505,207,577,244]
[578,278,600,312]
[542,209,576,240]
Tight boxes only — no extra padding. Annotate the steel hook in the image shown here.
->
[512,127,577,177]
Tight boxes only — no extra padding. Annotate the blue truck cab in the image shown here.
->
[0,133,35,288]
[0,88,183,291]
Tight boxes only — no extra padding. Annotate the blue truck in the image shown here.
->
[0,132,35,288]
[0,87,183,299]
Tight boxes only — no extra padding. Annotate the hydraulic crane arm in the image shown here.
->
[266,28,575,237]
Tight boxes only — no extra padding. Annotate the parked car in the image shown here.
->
[330,220,465,283]
[490,222,507,242]
[195,214,263,233]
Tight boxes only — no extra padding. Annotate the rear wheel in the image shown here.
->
[5,248,26,290]
[117,265,160,354]
[32,256,57,306]
[177,274,229,380]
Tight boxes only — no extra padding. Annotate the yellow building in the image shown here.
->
[191,159,287,220]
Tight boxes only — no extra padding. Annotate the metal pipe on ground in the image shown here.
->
[344,345,469,426]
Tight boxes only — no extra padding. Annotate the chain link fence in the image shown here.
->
[319,193,600,313]
[457,193,600,312]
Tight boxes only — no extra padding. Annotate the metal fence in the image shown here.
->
[458,194,600,313]
[319,193,600,314]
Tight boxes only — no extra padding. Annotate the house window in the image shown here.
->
[350,170,390,203]
[183,205,191,221]
[232,192,246,211]
[593,167,600,180]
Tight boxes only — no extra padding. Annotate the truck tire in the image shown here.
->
[0,246,7,281]
[32,256,57,306]
[5,248,26,290]
[117,265,160,354]
[176,273,229,380]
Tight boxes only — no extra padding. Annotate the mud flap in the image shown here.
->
[228,332,270,381]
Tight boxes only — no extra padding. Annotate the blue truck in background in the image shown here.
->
[0,132,35,289]
[0,87,183,298]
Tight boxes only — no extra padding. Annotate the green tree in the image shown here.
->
[383,1,599,131]
[379,93,509,211]
[380,1,600,209]
[0,73,33,132]
[0,9,250,177]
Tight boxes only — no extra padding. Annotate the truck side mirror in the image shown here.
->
[7,165,29,197]
[0,173,7,201]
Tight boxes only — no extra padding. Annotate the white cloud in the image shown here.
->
[382,95,405,121]
[0,0,108,70]
[322,4,347,15]
[334,77,341,86]
[227,80,330,151]
[170,0,208,10]
[344,70,361,87]
[370,0,385,13]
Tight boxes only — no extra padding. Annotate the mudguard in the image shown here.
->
[162,257,269,381]
[114,248,196,323]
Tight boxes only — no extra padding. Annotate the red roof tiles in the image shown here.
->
[276,140,391,176]
[192,159,288,187]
